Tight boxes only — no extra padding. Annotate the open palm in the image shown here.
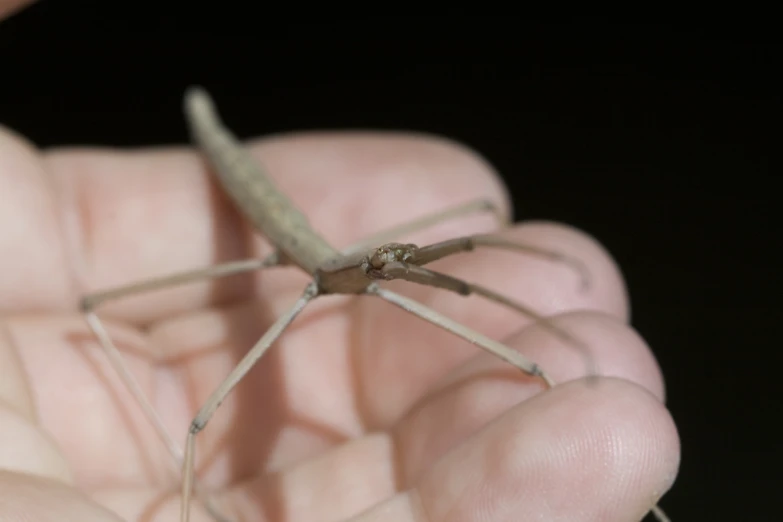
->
[0,117,679,522]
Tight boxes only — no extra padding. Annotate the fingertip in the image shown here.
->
[418,133,514,222]
[415,378,679,522]
[508,310,667,401]
[432,308,667,409]
[244,131,514,249]
[508,220,631,321]
[517,379,680,521]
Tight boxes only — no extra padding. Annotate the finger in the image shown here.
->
[134,381,676,522]
[0,128,75,312]
[444,310,665,400]
[392,310,666,484]
[32,132,509,324]
[363,378,679,522]
[353,221,630,427]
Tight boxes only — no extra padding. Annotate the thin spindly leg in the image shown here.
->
[650,505,671,522]
[370,261,596,377]
[362,233,594,370]
[339,199,508,256]
[181,282,319,522]
[81,255,281,522]
[367,284,555,387]
[410,234,591,290]
[81,256,279,460]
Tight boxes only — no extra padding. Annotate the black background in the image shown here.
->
[1,4,780,521]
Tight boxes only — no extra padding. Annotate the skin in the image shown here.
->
[0,4,680,520]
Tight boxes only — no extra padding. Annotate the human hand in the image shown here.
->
[0,4,678,520]
[1,121,679,521]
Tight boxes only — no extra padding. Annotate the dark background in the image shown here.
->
[2,4,779,521]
